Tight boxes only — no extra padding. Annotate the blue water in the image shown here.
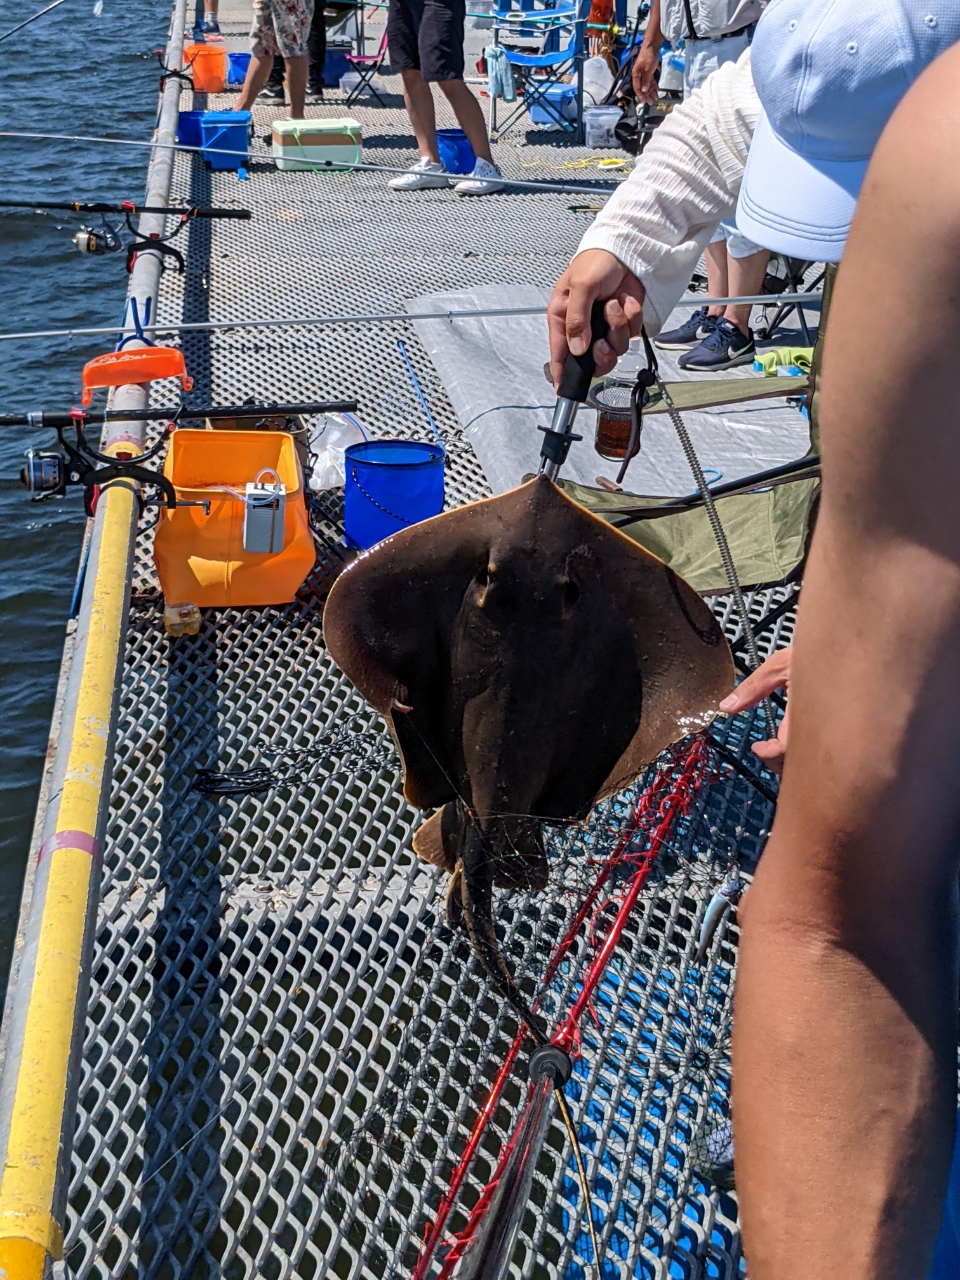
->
[0,0,173,1004]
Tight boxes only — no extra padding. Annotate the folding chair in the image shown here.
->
[490,0,590,142]
[755,256,825,346]
[343,30,389,106]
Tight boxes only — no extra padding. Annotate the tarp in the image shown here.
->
[560,475,819,594]
[407,283,813,497]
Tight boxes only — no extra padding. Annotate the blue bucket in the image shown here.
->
[344,440,445,549]
[200,109,250,170]
[176,109,204,149]
[227,51,251,83]
[436,128,475,176]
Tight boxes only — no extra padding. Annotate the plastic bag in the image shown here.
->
[582,55,614,106]
[308,414,366,491]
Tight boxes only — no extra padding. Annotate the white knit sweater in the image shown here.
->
[577,50,759,335]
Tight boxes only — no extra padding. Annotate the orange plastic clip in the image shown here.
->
[81,348,193,405]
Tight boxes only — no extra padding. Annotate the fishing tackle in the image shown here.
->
[694,867,743,964]
[19,411,177,517]
[1,198,251,274]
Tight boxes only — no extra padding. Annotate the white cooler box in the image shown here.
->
[272,117,363,172]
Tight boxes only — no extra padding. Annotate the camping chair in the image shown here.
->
[343,30,389,106]
[490,0,590,141]
[755,256,825,346]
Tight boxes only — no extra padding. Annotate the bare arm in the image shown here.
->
[547,50,758,382]
[632,0,662,105]
[734,46,960,1280]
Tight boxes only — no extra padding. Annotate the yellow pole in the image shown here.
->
[0,479,135,1274]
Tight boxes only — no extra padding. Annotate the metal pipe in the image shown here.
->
[0,2,188,1274]
[0,294,819,344]
[0,131,626,196]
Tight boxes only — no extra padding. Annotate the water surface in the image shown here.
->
[0,0,173,1005]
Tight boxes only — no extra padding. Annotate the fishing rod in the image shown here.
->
[0,131,625,198]
[1,196,251,270]
[0,295,817,344]
[1,399,358,429]
[0,0,68,43]
[0,199,251,218]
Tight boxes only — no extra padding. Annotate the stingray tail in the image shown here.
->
[458,823,548,1047]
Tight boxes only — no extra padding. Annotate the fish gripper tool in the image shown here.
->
[540,299,610,482]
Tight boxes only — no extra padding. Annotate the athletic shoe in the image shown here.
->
[193,18,222,37]
[679,317,756,371]
[453,157,505,195]
[257,84,286,103]
[653,305,717,350]
[388,158,450,191]
[307,83,325,102]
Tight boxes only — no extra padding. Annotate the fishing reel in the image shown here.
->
[21,449,68,497]
[71,206,185,274]
[73,217,123,256]
[19,412,177,517]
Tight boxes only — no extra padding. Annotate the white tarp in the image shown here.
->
[407,283,814,497]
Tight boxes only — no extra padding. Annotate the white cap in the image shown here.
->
[736,0,960,261]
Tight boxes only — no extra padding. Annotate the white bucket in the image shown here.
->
[339,71,386,96]
[584,105,622,149]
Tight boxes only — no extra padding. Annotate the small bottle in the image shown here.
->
[163,602,202,638]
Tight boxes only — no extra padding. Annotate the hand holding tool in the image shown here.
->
[539,299,609,481]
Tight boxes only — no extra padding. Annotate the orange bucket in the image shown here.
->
[184,43,227,93]
[153,429,316,608]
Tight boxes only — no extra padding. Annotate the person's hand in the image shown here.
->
[632,43,661,105]
[718,646,792,767]
[547,249,646,387]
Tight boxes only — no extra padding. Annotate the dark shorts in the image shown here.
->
[387,0,465,82]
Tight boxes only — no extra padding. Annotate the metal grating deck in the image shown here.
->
[61,37,795,1280]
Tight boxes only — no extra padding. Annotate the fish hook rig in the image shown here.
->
[0,199,251,274]
[10,398,358,517]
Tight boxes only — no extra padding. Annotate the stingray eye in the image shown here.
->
[564,580,581,605]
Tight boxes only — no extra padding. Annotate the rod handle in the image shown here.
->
[556,299,609,404]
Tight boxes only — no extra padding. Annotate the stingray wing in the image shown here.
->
[549,486,735,797]
[322,499,492,810]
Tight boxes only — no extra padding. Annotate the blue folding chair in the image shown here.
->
[489,0,590,142]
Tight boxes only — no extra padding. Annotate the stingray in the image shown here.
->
[323,476,734,1043]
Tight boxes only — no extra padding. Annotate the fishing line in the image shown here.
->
[0,130,624,197]
[0,0,69,42]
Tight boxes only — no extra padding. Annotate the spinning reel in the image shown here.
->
[21,411,177,517]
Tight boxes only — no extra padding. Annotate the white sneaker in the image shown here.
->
[388,158,450,191]
[453,157,505,195]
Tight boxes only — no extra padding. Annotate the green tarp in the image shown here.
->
[561,475,819,594]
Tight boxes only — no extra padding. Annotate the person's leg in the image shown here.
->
[704,235,728,318]
[237,0,280,108]
[308,1,326,93]
[284,53,308,116]
[271,0,313,117]
[436,79,493,164]
[401,68,439,159]
[266,53,285,91]
[235,50,276,108]
[723,244,770,335]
